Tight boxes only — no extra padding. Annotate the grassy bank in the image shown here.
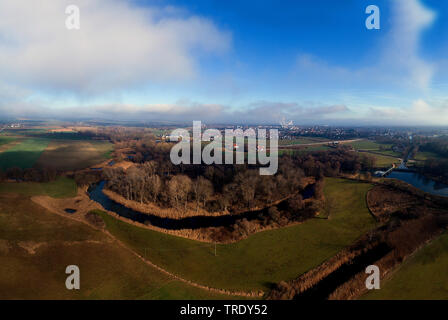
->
[95,178,376,291]
[0,194,235,299]
[362,232,448,300]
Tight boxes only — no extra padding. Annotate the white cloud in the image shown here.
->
[0,96,352,124]
[383,0,436,89]
[296,0,437,91]
[369,99,448,125]
[0,0,231,94]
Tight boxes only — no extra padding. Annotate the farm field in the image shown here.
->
[0,136,17,147]
[359,151,401,168]
[362,233,448,300]
[277,145,331,156]
[344,139,401,168]
[279,137,330,145]
[347,140,388,150]
[0,177,77,198]
[0,134,113,171]
[34,140,113,171]
[348,140,401,157]
[0,194,236,300]
[95,178,376,292]
[413,151,443,162]
[0,138,49,171]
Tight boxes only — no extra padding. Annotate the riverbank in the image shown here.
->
[102,176,316,219]
[93,178,376,292]
[267,178,448,300]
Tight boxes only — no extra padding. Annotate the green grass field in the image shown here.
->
[0,194,234,299]
[362,232,448,300]
[358,151,401,168]
[413,151,442,161]
[278,137,330,145]
[95,178,376,292]
[0,136,17,147]
[277,145,331,156]
[0,138,49,170]
[347,140,388,150]
[348,140,401,157]
[345,139,401,168]
[0,177,77,198]
[0,136,113,171]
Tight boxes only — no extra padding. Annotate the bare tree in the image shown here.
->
[192,177,214,211]
[168,175,192,210]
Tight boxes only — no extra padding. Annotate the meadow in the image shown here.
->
[0,138,49,170]
[362,233,448,300]
[278,137,330,145]
[0,136,17,147]
[412,151,443,162]
[0,194,235,299]
[0,177,78,198]
[95,178,377,292]
[359,151,401,168]
[348,140,400,156]
[344,139,401,168]
[0,132,112,171]
[34,140,113,171]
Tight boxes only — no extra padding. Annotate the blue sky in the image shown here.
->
[0,0,447,125]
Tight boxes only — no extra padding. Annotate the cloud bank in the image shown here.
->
[0,0,231,94]
[296,0,437,90]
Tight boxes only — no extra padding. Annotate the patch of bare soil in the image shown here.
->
[0,240,12,254]
[17,241,46,255]
[31,186,104,227]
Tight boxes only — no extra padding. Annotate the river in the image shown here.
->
[387,171,448,197]
[88,181,315,230]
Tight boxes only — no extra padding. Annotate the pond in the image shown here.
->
[387,171,448,197]
[88,181,314,230]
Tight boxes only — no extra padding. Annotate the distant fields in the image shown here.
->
[0,194,235,299]
[413,151,443,162]
[359,151,401,168]
[347,140,387,150]
[0,134,113,171]
[278,137,330,145]
[0,177,77,198]
[348,140,401,157]
[0,138,49,170]
[362,233,448,300]
[345,139,401,168]
[95,178,376,292]
[0,136,17,147]
[35,140,113,171]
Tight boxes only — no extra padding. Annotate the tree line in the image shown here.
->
[99,147,375,215]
